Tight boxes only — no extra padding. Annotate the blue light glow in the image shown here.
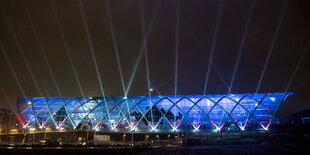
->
[270,97,276,102]
[17,93,293,131]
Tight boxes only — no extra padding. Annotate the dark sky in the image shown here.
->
[0,0,309,115]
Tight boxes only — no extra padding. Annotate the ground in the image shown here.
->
[136,142,310,155]
[1,142,310,155]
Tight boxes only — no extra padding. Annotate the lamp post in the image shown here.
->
[31,128,36,144]
[86,129,89,144]
[145,135,149,142]
[123,134,126,142]
[156,135,159,143]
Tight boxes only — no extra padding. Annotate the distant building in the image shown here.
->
[292,109,310,124]
[17,93,293,132]
[268,108,310,134]
[0,108,16,132]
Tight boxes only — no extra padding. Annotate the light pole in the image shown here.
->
[123,134,126,142]
[156,135,159,143]
[21,128,27,145]
[145,135,149,142]
[86,129,89,144]
[32,128,36,144]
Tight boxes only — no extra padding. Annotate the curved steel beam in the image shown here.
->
[95,98,147,129]
[55,98,94,128]
[41,97,81,128]
[216,95,248,130]
[80,99,127,126]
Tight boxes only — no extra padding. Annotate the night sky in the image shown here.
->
[0,0,309,116]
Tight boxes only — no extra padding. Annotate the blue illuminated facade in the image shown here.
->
[17,93,293,132]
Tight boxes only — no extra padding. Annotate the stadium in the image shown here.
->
[17,92,293,132]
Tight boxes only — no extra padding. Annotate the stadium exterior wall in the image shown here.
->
[17,93,293,132]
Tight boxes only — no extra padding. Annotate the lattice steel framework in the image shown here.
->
[17,93,293,132]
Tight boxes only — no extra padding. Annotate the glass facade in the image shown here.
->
[17,93,293,132]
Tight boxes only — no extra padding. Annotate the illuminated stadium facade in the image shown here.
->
[17,93,293,132]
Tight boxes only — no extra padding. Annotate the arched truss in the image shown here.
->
[17,92,293,132]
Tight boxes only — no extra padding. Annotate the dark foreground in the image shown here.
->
[137,142,310,155]
[1,142,310,155]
